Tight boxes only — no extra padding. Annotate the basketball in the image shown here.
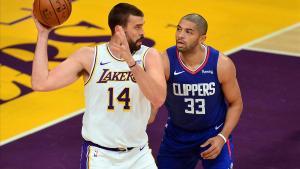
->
[33,0,72,28]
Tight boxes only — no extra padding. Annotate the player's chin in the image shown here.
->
[135,43,142,50]
[176,45,185,52]
[136,40,142,47]
[176,43,185,48]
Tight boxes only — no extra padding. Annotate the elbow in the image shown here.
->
[148,116,155,124]
[228,97,243,115]
[239,100,244,113]
[31,80,48,91]
[31,83,44,91]
[148,106,159,124]
[151,95,166,109]
[151,102,162,110]
[235,98,244,114]
[31,80,39,91]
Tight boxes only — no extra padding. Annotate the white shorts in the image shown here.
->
[80,141,157,169]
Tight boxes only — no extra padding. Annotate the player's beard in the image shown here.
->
[176,39,187,52]
[176,43,186,52]
[128,35,144,54]
[176,40,198,53]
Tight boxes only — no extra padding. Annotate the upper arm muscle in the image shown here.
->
[161,51,170,80]
[44,47,94,90]
[145,48,166,83]
[217,53,242,104]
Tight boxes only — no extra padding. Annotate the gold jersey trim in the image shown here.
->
[142,48,150,70]
[84,46,98,86]
[106,43,125,62]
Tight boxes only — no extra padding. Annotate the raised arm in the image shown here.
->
[148,50,170,124]
[110,26,166,109]
[31,15,94,91]
[130,48,167,109]
[161,51,170,81]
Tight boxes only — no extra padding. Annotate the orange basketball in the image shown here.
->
[33,0,72,28]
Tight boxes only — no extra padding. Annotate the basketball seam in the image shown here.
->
[62,0,70,16]
[48,0,61,25]
[38,0,49,25]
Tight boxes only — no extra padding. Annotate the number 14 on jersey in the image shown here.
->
[107,87,131,111]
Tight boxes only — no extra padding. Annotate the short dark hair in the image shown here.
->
[108,3,144,34]
[181,13,208,35]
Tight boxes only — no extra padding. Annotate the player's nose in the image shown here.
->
[139,29,144,36]
[177,31,185,39]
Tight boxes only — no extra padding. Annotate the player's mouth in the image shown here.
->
[136,38,144,46]
[176,40,185,47]
[136,40,143,46]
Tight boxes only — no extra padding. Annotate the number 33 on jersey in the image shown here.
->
[165,45,227,131]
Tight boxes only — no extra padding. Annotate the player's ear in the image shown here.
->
[115,25,122,33]
[199,35,206,43]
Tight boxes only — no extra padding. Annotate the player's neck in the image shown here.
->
[107,42,124,60]
[179,45,206,69]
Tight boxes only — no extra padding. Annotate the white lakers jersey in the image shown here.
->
[82,43,151,148]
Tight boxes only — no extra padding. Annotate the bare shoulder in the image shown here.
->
[161,50,168,58]
[74,46,95,60]
[70,46,95,73]
[68,46,95,62]
[78,46,94,52]
[217,52,236,83]
[160,50,169,64]
[218,53,235,70]
[146,48,169,64]
[160,50,170,80]
[146,47,160,57]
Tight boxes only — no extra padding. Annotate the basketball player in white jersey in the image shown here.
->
[31,3,166,169]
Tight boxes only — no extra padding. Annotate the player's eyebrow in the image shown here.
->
[177,25,194,32]
[186,28,194,32]
[136,23,144,27]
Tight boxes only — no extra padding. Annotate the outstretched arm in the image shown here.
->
[31,15,94,91]
[201,53,243,159]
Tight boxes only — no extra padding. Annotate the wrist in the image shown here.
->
[128,61,137,69]
[127,59,136,68]
[217,133,227,143]
[38,32,49,39]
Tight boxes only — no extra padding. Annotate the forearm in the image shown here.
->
[148,104,159,124]
[221,99,243,139]
[130,65,166,108]
[31,33,50,90]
